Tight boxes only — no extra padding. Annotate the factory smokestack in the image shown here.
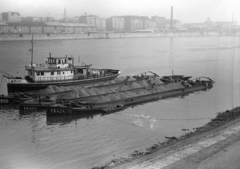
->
[171,6,173,29]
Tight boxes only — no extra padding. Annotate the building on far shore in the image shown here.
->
[2,10,237,35]
[0,21,8,33]
[151,16,166,30]
[0,21,97,34]
[182,23,207,31]
[148,19,157,30]
[118,15,149,32]
[79,14,106,31]
[106,15,183,33]
[2,12,21,22]
[151,16,182,31]
[182,17,238,32]
[165,19,181,30]
[106,17,124,32]
[21,16,55,22]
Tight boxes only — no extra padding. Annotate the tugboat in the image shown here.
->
[3,35,120,94]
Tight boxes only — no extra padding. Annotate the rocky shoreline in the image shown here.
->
[92,106,240,169]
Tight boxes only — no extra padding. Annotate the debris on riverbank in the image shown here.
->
[93,106,240,169]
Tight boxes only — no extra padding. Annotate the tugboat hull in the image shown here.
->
[7,73,119,93]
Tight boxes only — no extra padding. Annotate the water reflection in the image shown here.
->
[19,111,46,144]
[19,109,45,117]
[46,110,120,125]
[47,112,98,125]
[0,105,18,110]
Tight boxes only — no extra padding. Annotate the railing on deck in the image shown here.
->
[35,73,116,83]
[74,73,114,80]
[37,76,73,82]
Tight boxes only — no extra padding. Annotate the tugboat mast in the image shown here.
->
[31,34,33,70]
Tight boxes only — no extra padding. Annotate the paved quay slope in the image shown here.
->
[110,108,240,169]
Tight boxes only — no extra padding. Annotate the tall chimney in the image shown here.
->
[171,6,173,29]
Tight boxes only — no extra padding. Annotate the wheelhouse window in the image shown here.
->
[51,71,54,75]
[78,69,83,74]
[41,72,44,76]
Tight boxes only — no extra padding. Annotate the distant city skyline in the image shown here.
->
[0,0,239,23]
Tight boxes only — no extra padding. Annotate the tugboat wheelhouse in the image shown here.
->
[25,56,75,82]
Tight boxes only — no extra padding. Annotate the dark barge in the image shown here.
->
[0,94,33,105]
[42,76,214,116]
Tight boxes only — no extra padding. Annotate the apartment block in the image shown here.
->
[79,15,106,31]
[106,17,124,32]
[2,12,21,22]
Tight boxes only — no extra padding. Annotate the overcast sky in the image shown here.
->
[0,0,239,23]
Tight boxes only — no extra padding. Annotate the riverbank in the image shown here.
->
[0,31,237,41]
[93,107,240,169]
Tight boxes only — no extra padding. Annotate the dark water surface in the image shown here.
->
[0,37,240,168]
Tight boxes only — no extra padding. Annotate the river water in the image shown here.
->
[0,36,239,168]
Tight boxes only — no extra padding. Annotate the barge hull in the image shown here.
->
[46,84,211,116]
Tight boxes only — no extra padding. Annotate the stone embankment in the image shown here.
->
[0,31,228,41]
[93,106,240,169]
